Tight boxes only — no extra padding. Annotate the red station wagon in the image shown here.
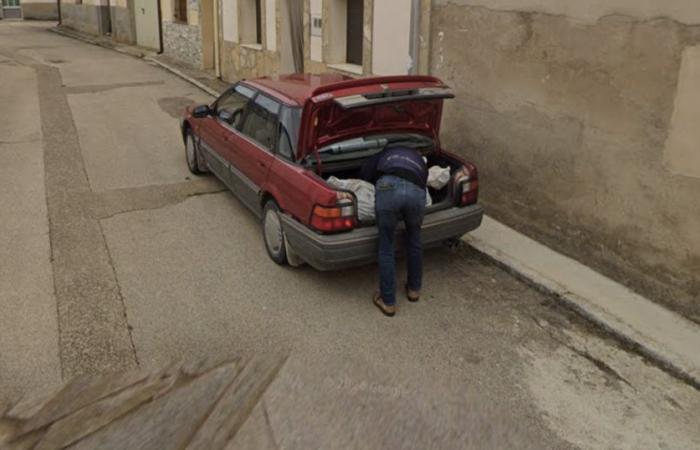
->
[180,74,483,270]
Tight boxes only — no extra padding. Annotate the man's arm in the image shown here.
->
[360,152,382,183]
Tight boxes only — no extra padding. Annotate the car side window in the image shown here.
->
[276,106,301,161]
[215,84,255,128]
[239,95,280,151]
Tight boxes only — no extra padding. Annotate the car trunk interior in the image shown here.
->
[315,150,462,223]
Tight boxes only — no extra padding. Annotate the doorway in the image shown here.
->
[346,0,363,66]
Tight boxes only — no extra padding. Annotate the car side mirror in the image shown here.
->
[218,109,234,123]
[192,104,211,118]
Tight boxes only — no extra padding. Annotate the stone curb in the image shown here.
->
[49,26,222,99]
[143,57,220,97]
[47,24,700,390]
[463,220,700,390]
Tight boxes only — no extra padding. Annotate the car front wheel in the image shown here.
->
[185,131,206,175]
[262,200,288,265]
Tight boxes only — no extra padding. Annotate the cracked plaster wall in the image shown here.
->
[431,2,700,320]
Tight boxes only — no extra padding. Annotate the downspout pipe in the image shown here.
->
[409,0,421,75]
[213,0,221,77]
[57,0,62,25]
[157,0,164,53]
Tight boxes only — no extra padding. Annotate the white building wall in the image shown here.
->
[372,0,412,75]
[310,0,322,62]
[222,0,239,42]
[265,0,276,51]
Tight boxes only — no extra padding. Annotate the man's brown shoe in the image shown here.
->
[373,292,396,317]
[405,284,420,302]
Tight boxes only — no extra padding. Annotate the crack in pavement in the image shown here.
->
[529,314,635,391]
[85,179,226,221]
[64,80,165,94]
[96,189,227,221]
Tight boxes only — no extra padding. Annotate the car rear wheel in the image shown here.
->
[185,131,206,175]
[263,201,288,265]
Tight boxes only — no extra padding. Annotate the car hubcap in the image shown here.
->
[186,137,196,168]
[264,209,283,255]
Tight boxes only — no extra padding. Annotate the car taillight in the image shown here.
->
[454,164,479,206]
[310,192,357,232]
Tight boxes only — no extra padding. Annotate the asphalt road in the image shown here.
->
[1,22,699,449]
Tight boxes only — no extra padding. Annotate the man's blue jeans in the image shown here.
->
[375,175,426,306]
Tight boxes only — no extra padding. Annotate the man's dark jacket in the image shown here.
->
[359,146,428,189]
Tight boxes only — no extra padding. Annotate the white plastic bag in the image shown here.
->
[326,177,376,221]
[427,166,451,190]
[425,189,432,207]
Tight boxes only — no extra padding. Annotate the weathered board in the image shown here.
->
[0,354,287,449]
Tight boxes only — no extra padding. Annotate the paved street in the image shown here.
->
[1,22,699,449]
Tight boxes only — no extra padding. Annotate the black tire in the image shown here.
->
[184,130,205,175]
[262,201,288,265]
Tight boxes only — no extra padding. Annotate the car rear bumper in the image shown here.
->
[280,204,484,271]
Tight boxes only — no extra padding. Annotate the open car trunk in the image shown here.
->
[297,75,461,225]
[315,149,463,225]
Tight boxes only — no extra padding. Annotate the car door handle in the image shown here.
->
[258,162,267,168]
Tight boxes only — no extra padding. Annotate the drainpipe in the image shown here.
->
[57,0,62,25]
[156,0,164,53]
[408,0,421,75]
[213,0,221,77]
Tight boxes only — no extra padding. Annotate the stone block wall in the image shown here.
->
[430,0,700,321]
[163,21,202,68]
[220,40,279,81]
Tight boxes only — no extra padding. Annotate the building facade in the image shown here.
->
[155,0,431,78]
[57,0,700,320]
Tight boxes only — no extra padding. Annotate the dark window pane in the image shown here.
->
[346,0,364,65]
[215,88,250,127]
[255,0,262,44]
[240,95,280,150]
[277,106,301,160]
[175,0,188,23]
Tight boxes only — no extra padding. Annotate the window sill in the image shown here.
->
[327,63,363,76]
[240,43,264,51]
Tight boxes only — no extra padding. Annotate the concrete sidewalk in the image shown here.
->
[49,24,700,390]
[464,216,700,389]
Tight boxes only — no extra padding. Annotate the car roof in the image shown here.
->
[244,73,447,107]
[245,73,353,107]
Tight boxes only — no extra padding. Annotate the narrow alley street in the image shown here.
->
[1,22,698,449]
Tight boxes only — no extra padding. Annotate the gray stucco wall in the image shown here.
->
[431,3,700,321]
[60,3,110,36]
[163,21,202,68]
[110,5,135,44]
[22,2,58,20]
